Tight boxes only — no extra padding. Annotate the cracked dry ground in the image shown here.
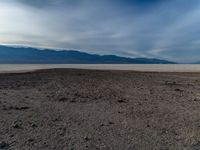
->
[1,69,200,150]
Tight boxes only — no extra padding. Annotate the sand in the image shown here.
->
[1,69,200,150]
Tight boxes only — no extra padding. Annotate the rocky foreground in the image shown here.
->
[1,69,200,150]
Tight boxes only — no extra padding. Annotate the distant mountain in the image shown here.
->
[193,61,200,64]
[0,45,176,64]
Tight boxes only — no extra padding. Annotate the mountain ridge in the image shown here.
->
[0,45,177,64]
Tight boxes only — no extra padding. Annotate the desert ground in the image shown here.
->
[1,69,200,150]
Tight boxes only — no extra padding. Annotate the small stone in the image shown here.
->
[165,81,177,85]
[84,135,91,141]
[9,134,14,138]
[31,123,37,128]
[161,128,168,134]
[12,121,22,129]
[84,137,89,141]
[27,138,34,143]
[192,141,200,150]
[117,99,127,103]
[109,121,114,125]
[100,123,105,127]
[175,88,183,92]
[13,124,20,129]
[58,97,68,102]
[15,106,30,110]
[69,99,76,103]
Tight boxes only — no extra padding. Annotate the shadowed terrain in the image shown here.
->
[1,69,200,149]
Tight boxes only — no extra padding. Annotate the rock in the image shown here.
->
[27,138,34,143]
[13,123,20,129]
[175,88,183,92]
[9,134,14,138]
[31,123,37,128]
[58,127,66,136]
[117,99,127,103]
[172,81,177,85]
[165,81,177,85]
[109,121,114,125]
[74,92,80,97]
[84,135,91,141]
[69,99,76,103]
[12,120,22,129]
[3,106,29,111]
[58,97,68,102]
[52,117,62,122]
[194,98,200,102]
[15,106,30,110]
[192,141,200,150]
[160,128,168,134]
[100,123,105,127]
[0,141,8,149]
[84,137,90,141]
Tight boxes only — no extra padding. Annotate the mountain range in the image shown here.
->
[0,45,176,64]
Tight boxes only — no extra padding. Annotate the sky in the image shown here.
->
[0,0,200,62]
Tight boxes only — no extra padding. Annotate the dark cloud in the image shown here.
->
[17,0,166,9]
[17,0,79,8]
[18,0,54,7]
[120,0,165,6]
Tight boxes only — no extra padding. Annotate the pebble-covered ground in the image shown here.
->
[1,69,200,150]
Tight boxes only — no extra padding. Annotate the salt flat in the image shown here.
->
[0,64,200,73]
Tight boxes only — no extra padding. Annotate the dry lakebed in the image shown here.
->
[1,69,200,149]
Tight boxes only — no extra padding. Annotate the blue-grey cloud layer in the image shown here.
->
[0,0,200,62]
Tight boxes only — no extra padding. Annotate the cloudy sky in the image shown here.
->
[0,0,200,62]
